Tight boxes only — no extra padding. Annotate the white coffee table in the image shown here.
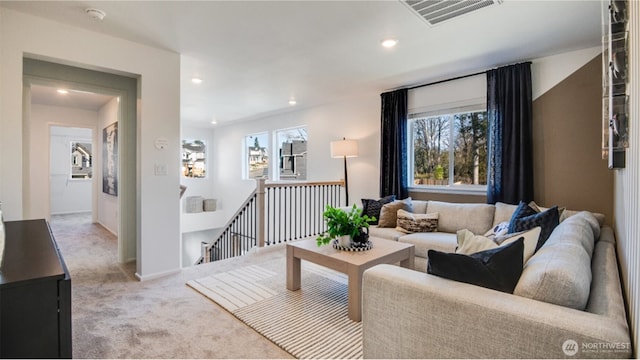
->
[286,237,415,322]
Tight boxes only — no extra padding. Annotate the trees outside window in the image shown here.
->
[410,109,487,188]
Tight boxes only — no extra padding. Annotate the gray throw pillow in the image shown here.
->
[513,206,560,251]
[377,197,413,228]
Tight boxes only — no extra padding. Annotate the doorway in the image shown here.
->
[23,58,137,264]
[49,126,95,219]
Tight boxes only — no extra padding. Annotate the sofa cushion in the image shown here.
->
[492,202,519,227]
[513,212,599,310]
[361,195,396,225]
[426,201,495,235]
[369,226,405,241]
[396,210,438,234]
[512,206,560,251]
[456,227,540,265]
[427,238,524,293]
[411,200,429,214]
[398,232,457,258]
[562,209,606,227]
[378,198,413,228]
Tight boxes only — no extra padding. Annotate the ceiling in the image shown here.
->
[0,1,602,127]
[30,84,115,111]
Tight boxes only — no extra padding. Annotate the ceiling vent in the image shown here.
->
[401,0,502,26]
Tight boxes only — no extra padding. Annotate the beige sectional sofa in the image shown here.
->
[362,200,632,359]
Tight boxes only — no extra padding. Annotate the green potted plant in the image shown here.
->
[316,205,376,247]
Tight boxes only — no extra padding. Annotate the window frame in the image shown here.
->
[244,132,271,180]
[243,126,308,181]
[181,139,207,179]
[408,102,488,195]
[274,126,308,181]
[69,140,93,180]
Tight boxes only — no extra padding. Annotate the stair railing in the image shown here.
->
[199,179,344,264]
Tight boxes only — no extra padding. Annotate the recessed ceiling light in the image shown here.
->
[211,119,217,125]
[191,78,203,84]
[288,99,297,106]
[381,38,398,48]
[57,89,69,94]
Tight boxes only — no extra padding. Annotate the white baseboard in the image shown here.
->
[135,268,181,282]
[96,221,118,236]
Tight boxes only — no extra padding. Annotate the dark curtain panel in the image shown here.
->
[380,89,408,199]
[486,62,534,204]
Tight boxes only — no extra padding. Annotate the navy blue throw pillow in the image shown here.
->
[513,206,560,251]
[427,238,524,293]
[361,195,396,225]
[507,201,538,233]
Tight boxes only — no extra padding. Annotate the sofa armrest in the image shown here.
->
[362,265,631,359]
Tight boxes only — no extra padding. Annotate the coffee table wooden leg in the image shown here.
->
[400,247,415,269]
[286,245,301,291]
[347,265,362,322]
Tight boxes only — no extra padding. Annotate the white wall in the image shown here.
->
[0,8,181,280]
[98,98,119,235]
[213,92,381,222]
[212,47,602,224]
[531,46,601,100]
[614,1,639,354]
[49,126,93,215]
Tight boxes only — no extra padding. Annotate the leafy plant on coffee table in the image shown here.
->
[316,204,376,246]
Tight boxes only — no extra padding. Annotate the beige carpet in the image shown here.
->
[49,213,293,359]
[188,261,363,359]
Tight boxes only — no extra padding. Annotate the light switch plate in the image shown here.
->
[154,163,168,176]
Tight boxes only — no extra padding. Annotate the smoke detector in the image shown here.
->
[85,8,106,21]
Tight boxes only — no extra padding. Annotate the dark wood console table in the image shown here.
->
[0,219,72,358]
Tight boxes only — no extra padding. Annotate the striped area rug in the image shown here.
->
[187,261,362,359]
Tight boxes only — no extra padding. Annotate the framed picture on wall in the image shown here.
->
[102,121,118,196]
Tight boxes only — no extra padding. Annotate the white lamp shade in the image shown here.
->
[330,139,359,158]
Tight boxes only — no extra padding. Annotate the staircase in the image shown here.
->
[197,179,345,264]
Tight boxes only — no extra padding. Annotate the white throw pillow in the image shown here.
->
[456,227,541,265]
[483,221,510,240]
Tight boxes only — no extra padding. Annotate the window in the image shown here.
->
[276,127,307,180]
[244,127,308,181]
[245,133,269,179]
[70,141,92,179]
[182,139,206,178]
[409,107,488,190]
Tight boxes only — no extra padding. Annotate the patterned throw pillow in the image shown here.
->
[507,201,538,233]
[513,206,560,251]
[377,197,413,228]
[427,238,525,293]
[483,221,510,240]
[396,209,438,234]
[361,195,396,225]
[528,201,565,219]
